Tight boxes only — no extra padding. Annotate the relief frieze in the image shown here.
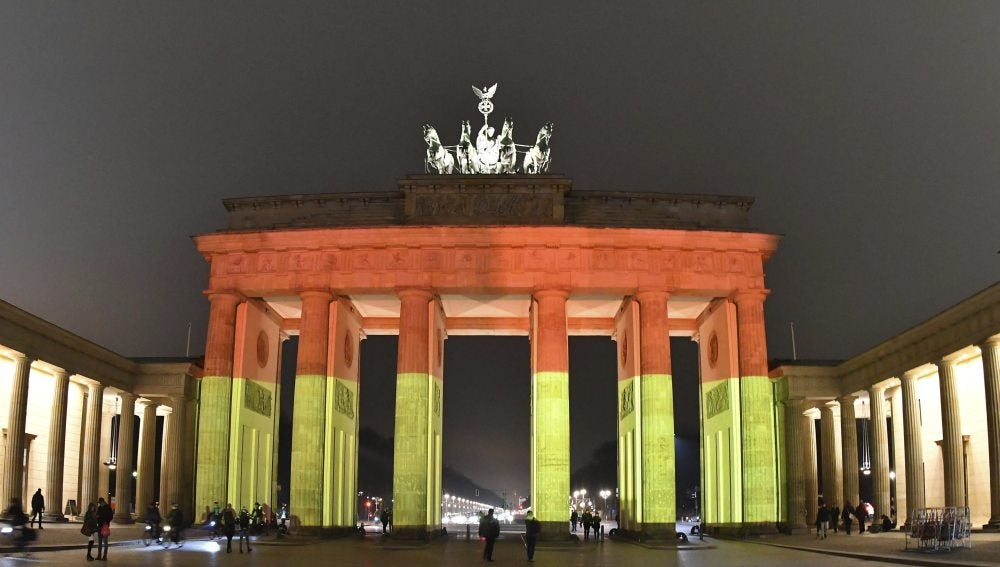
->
[620,381,635,420]
[705,382,730,420]
[334,380,355,419]
[244,380,272,417]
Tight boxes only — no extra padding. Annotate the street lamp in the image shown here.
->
[599,490,611,513]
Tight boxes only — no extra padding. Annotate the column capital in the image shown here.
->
[396,288,434,301]
[938,353,962,367]
[635,288,671,301]
[118,391,138,405]
[869,382,889,395]
[533,288,569,301]
[731,289,770,304]
[900,368,923,382]
[837,394,856,405]
[980,335,1000,349]
[299,289,334,301]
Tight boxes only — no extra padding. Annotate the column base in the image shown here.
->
[537,521,575,541]
[982,520,1000,532]
[112,512,134,524]
[779,523,810,535]
[705,522,779,538]
[42,512,68,523]
[614,526,688,544]
[386,525,445,540]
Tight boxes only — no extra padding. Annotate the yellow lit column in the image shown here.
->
[79,382,105,513]
[839,395,859,507]
[937,357,965,507]
[979,336,1000,529]
[530,289,570,538]
[635,290,675,537]
[868,385,891,521]
[195,292,241,511]
[135,401,157,512]
[820,402,843,509]
[803,407,819,526]
[290,290,333,530]
[2,354,32,505]
[733,291,778,526]
[43,369,70,522]
[900,370,924,526]
[113,392,137,523]
[392,289,438,538]
[782,399,809,533]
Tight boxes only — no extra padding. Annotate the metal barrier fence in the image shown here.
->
[904,507,972,552]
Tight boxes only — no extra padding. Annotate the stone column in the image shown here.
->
[3,354,32,505]
[782,399,809,533]
[900,370,924,525]
[803,408,819,527]
[135,402,157,512]
[392,289,435,538]
[113,392,137,523]
[530,289,570,538]
[291,290,333,529]
[980,336,1000,529]
[162,397,186,509]
[43,370,70,521]
[636,289,675,537]
[79,383,105,512]
[889,385,906,524]
[733,291,778,525]
[868,385,891,521]
[937,357,965,507]
[839,395,859,507]
[820,403,843,509]
[194,292,240,512]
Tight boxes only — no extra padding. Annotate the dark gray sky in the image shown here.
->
[3,2,999,499]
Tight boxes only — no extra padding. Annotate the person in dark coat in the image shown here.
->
[570,509,578,533]
[582,509,593,541]
[221,503,237,553]
[815,503,829,538]
[96,497,113,561]
[237,506,253,553]
[524,510,541,561]
[842,502,854,535]
[592,512,602,541]
[83,502,99,561]
[478,508,500,561]
[855,500,867,534]
[830,504,840,533]
[29,489,44,529]
[380,508,389,534]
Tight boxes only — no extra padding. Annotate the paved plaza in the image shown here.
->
[3,522,1000,567]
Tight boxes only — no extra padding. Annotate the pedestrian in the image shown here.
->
[82,502,99,561]
[841,502,854,535]
[387,509,393,533]
[167,503,184,544]
[96,497,113,561]
[29,488,44,529]
[855,500,867,534]
[815,503,829,539]
[592,511,602,541]
[380,508,389,534]
[830,503,840,533]
[221,503,237,553]
[478,508,500,561]
[582,508,593,541]
[524,510,540,562]
[238,506,253,553]
[211,501,222,538]
[570,509,578,533]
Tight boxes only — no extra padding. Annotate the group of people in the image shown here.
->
[208,501,255,553]
[570,509,603,541]
[815,498,896,537]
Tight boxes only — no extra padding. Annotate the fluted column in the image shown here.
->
[113,392,137,523]
[291,290,333,529]
[43,370,71,521]
[889,385,906,524]
[163,397,186,509]
[194,291,241,512]
[839,395,859,507]
[530,289,570,538]
[135,402,157,512]
[782,399,809,532]
[900,371,924,525]
[733,290,778,524]
[3,354,33,505]
[937,357,965,507]
[79,383,104,512]
[803,408,819,526]
[820,403,843,509]
[868,385,891,521]
[636,289,675,536]
[980,337,1000,529]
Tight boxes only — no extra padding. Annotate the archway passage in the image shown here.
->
[192,175,781,538]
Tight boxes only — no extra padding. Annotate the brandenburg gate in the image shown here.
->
[192,173,781,539]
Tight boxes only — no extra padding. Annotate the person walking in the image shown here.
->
[815,503,829,539]
[842,502,854,535]
[83,502,99,561]
[855,500,867,534]
[237,506,253,553]
[524,510,540,562]
[221,503,237,553]
[592,512,602,541]
[582,508,593,541]
[29,488,44,529]
[830,504,840,533]
[380,508,389,534]
[478,508,500,561]
[96,497,113,561]
[570,509,578,533]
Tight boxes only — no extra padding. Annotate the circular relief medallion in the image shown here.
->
[708,331,720,369]
[620,331,628,367]
[256,330,269,368]
[344,331,354,368]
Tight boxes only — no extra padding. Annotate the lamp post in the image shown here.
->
[599,490,611,514]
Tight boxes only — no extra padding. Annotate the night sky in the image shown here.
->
[3,3,999,502]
